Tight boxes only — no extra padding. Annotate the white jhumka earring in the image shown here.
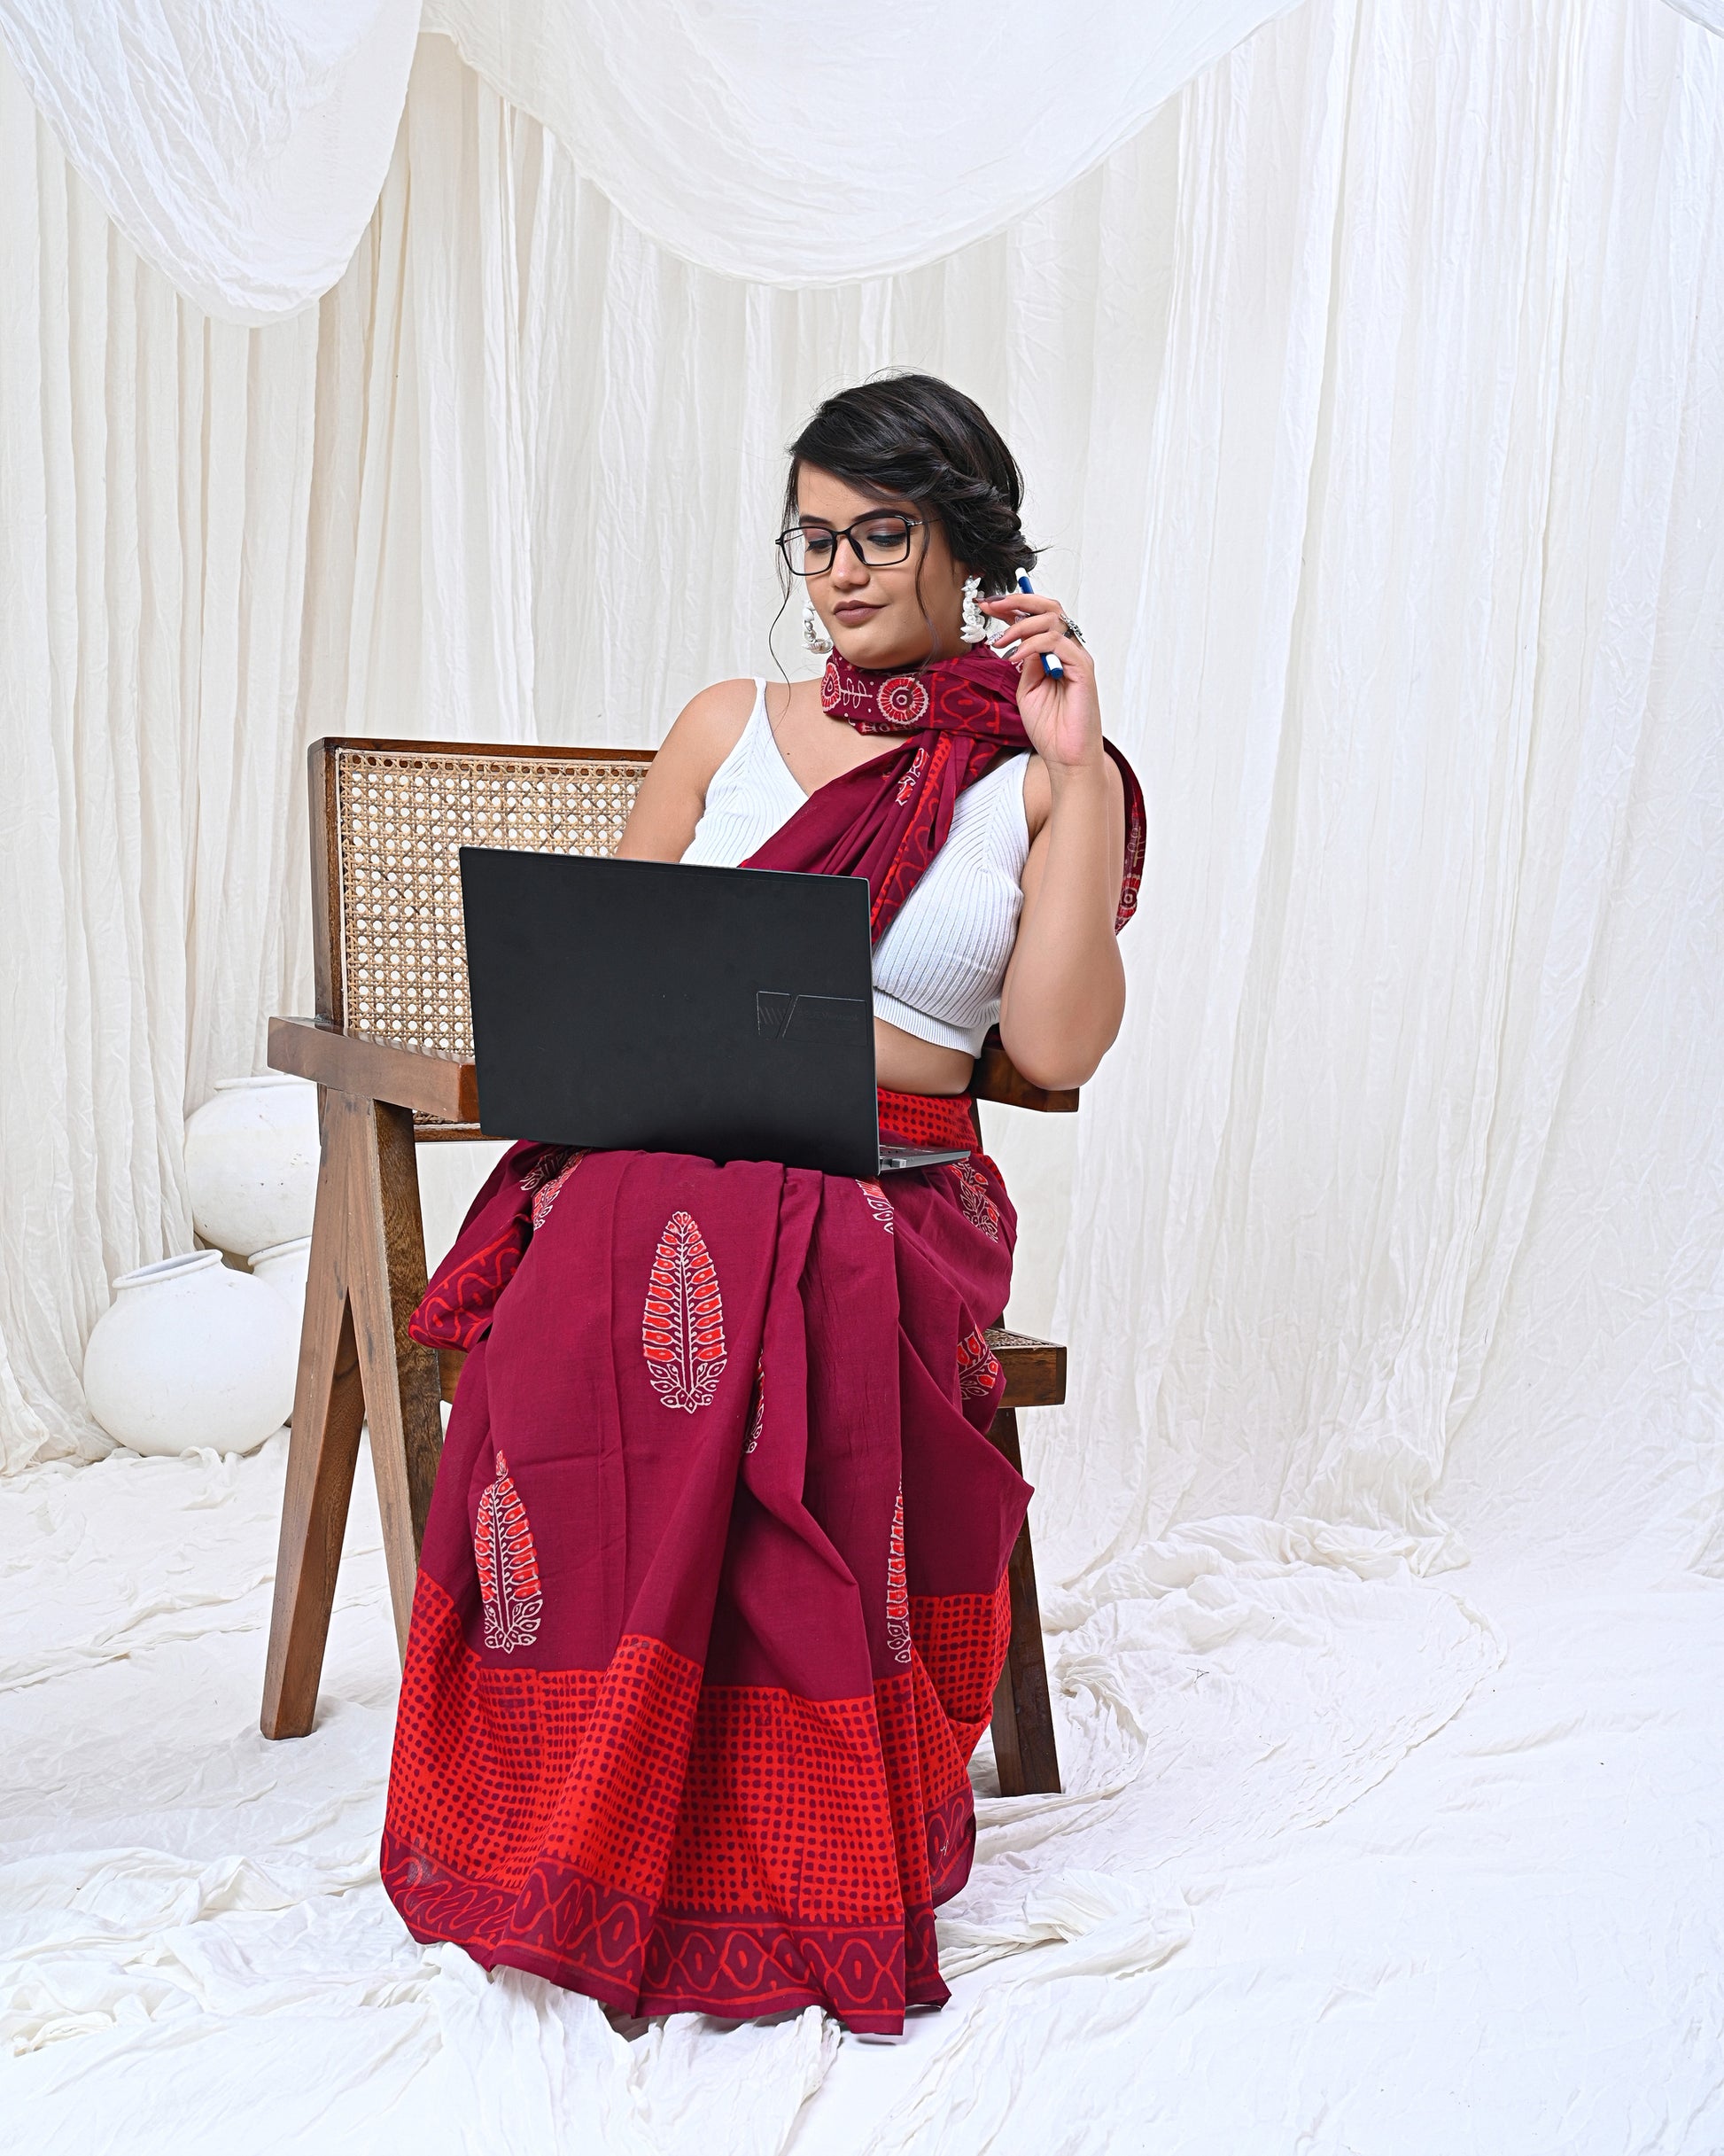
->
[801,593,834,653]
[959,575,989,643]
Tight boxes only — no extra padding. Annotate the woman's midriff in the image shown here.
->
[874,1015,975,1097]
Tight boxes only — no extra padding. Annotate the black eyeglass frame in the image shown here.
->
[775,514,925,578]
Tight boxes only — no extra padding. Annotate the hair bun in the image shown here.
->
[785,372,1039,596]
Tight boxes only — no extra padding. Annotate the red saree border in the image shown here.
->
[383,1827,947,2032]
[383,1576,990,2030]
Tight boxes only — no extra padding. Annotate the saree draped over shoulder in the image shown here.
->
[381,644,1145,2033]
[382,1095,1024,2033]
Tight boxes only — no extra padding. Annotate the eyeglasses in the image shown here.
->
[776,513,923,577]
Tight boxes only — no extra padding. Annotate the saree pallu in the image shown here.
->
[381,1089,1028,2035]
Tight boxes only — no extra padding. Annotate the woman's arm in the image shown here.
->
[990,595,1128,1091]
[615,678,756,861]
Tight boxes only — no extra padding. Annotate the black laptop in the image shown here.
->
[459,847,972,1179]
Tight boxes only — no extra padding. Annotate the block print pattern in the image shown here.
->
[526,1149,585,1231]
[856,1179,896,1233]
[951,1158,1001,1241]
[957,1325,1003,1402]
[886,1485,912,1664]
[641,1210,727,1413]
[382,1578,998,2031]
[473,1451,543,1653]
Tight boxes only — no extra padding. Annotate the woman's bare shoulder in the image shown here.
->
[656,675,758,780]
[617,677,757,860]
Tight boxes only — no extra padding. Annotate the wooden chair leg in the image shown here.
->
[260,1087,368,1740]
[261,1091,445,1740]
[345,1097,443,1658]
[985,1407,1062,1796]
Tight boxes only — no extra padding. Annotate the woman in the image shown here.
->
[382,374,1145,2035]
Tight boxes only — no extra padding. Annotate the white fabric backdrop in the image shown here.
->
[0,54,320,1470]
[0,0,420,323]
[423,0,1305,285]
[0,0,1299,318]
[2,0,1723,2142]
[1037,0,1724,1593]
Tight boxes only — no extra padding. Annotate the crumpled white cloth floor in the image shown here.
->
[2,1439,1720,2152]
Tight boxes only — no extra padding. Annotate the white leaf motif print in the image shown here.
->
[886,1483,911,1665]
[856,1179,895,1234]
[641,1210,728,1413]
[473,1451,543,1653]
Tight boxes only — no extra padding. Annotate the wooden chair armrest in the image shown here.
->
[971,1029,1078,1114]
[268,1016,480,1123]
[269,1022,1068,1127]
[985,1327,1068,1409]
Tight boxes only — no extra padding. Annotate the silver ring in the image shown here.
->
[1060,613,1087,648]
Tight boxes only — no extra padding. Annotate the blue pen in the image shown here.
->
[1014,572,1064,679]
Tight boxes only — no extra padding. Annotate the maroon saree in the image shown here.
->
[383,1093,1022,2032]
[381,648,1144,2032]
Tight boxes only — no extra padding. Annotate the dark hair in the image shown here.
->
[783,372,1037,596]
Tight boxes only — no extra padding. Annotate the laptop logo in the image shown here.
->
[756,990,868,1042]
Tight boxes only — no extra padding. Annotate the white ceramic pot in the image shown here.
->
[185,1074,319,1257]
[250,1234,312,1323]
[82,1251,298,1457]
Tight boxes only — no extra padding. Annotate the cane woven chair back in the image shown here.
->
[314,739,655,1055]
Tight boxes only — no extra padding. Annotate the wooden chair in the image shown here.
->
[261,736,1072,1795]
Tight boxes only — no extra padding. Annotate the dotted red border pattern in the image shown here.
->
[383,1570,1009,2032]
[876,1087,977,1156]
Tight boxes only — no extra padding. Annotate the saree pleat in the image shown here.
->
[382,1092,1028,2034]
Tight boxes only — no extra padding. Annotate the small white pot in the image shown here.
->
[82,1251,298,1457]
[185,1074,319,1257]
[250,1234,312,1324]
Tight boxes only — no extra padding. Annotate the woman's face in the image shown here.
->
[794,466,968,672]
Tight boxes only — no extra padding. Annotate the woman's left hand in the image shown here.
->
[979,591,1104,774]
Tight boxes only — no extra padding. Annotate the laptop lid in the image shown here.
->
[460,847,882,1177]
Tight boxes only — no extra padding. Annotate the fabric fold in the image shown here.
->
[0,0,1302,318]
[384,1094,1029,2032]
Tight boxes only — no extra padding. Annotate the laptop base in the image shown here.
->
[877,1146,971,1173]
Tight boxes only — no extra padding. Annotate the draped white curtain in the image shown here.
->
[1042,0,1724,1590]
[0,0,420,323]
[0,0,1295,315]
[4,0,1721,1614]
[0,55,319,1469]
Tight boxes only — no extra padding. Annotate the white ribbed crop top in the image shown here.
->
[680,679,1031,1056]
